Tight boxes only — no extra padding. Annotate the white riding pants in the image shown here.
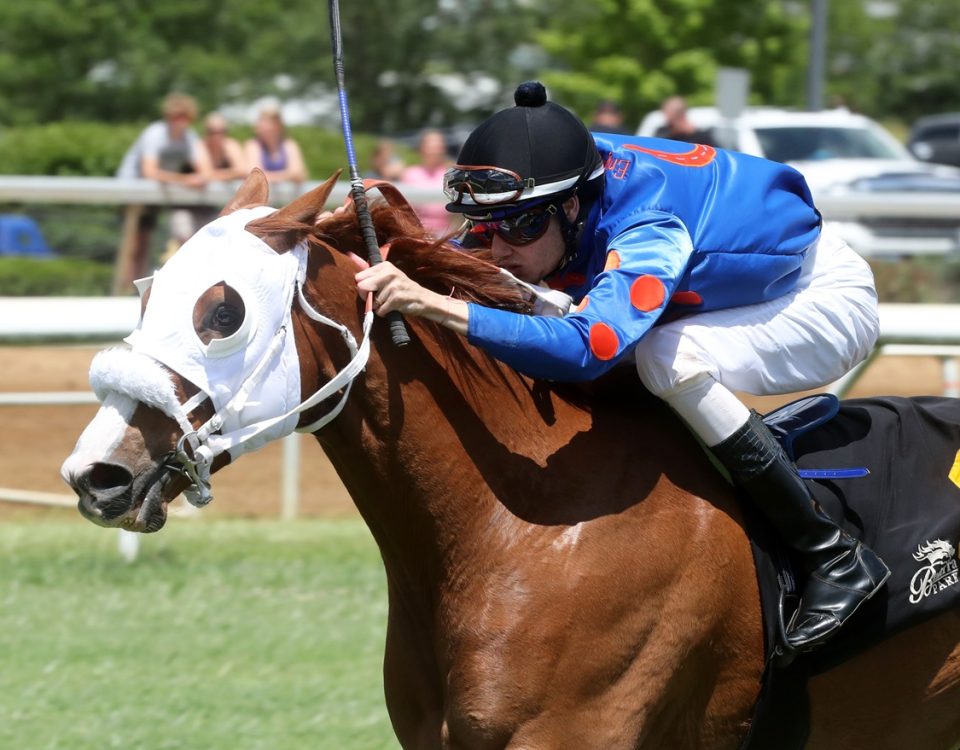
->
[634,228,879,446]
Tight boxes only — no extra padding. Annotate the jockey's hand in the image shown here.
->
[355,261,469,334]
[356,261,431,316]
[315,205,347,225]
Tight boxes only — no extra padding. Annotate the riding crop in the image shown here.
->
[328,0,410,346]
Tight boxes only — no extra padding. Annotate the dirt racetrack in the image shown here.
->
[0,344,952,520]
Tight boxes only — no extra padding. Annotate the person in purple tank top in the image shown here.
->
[244,104,308,184]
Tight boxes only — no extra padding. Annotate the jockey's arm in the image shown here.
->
[356,215,693,381]
[464,215,692,380]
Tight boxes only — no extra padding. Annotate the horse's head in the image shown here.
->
[62,167,535,533]
[60,169,352,532]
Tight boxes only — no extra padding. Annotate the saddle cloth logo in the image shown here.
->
[909,539,959,604]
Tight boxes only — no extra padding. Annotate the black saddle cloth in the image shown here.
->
[791,395,960,670]
[740,395,960,750]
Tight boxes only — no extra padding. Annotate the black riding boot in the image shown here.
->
[712,411,890,652]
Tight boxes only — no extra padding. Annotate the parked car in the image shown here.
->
[635,107,960,258]
[907,113,960,168]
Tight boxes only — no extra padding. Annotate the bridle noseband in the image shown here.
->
[162,278,374,507]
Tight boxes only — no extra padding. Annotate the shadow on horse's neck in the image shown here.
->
[310,310,727,570]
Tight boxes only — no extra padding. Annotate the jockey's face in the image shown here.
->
[488,195,578,284]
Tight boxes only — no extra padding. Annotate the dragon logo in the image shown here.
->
[624,143,718,168]
[909,539,959,604]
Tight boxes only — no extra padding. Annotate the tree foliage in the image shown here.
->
[0,0,957,134]
[0,0,536,133]
[532,0,808,127]
[0,0,334,125]
[853,0,960,120]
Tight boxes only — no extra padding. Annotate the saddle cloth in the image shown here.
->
[740,394,960,749]
[793,395,960,667]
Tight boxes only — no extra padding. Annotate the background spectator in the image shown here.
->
[654,95,716,146]
[244,105,308,183]
[115,92,214,286]
[202,112,247,181]
[366,139,406,181]
[400,129,453,236]
[116,93,213,186]
[589,100,629,134]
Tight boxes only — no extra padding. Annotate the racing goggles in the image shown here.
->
[443,165,534,206]
[464,203,558,247]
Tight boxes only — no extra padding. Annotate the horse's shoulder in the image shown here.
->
[556,364,663,416]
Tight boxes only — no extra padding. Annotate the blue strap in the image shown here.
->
[763,396,872,481]
[798,467,870,480]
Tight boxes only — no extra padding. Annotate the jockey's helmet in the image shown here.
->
[444,82,604,221]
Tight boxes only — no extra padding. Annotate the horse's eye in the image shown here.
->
[193,281,246,345]
[209,304,242,333]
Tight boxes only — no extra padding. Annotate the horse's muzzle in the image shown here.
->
[63,460,170,532]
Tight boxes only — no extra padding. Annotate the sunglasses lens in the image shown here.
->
[497,207,553,245]
[466,206,555,247]
[459,222,495,249]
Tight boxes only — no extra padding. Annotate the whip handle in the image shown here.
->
[329,0,410,346]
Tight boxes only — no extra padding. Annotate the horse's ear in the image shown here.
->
[245,170,342,252]
[219,168,271,216]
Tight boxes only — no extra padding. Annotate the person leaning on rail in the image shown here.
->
[115,92,215,283]
[354,81,890,653]
[202,112,248,182]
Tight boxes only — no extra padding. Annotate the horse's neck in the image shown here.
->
[310,318,718,586]
[309,321,581,562]
[297,293,765,738]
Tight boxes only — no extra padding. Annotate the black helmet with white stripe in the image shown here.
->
[444,82,604,220]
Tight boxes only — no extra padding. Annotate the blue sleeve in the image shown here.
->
[467,213,694,381]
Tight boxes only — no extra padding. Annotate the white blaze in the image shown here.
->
[60,392,137,482]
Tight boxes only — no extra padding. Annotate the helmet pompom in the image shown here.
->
[514,81,547,107]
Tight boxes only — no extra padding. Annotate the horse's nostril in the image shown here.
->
[87,463,133,491]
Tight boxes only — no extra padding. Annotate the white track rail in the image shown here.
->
[3,298,960,516]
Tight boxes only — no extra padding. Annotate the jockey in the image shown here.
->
[355,81,890,653]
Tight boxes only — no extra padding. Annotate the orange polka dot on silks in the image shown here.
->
[589,322,619,360]
[630,275,666,312]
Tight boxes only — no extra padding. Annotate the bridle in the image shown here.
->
[164,268,375,508]
[142,182,419,508]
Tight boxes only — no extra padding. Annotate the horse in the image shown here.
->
[61,170,960,749]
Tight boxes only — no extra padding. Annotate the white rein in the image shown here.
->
[171,284,374,507]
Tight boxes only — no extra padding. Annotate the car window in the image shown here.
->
[754,126,904,162]
[912,124,960,142]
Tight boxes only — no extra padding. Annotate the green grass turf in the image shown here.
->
[0,518,399,749]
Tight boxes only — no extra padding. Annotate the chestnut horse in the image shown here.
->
[62,171,960,749]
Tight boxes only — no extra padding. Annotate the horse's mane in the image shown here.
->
[260,193,648,410]
[308,200,534,314]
